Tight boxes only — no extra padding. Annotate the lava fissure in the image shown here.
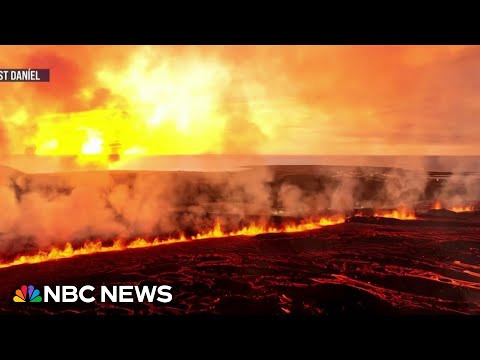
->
[431,200,476,213]
[0,217,345,269]
[2,204,475,270]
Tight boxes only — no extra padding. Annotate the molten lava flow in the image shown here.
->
[0,217,345,269]
[373,208,416,220]
[449,205,475,213]
[193,217,345,240]
[193,222,279,240]
[0,236,189,269]
[432,200,442,210]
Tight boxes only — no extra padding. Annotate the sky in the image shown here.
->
[0,45,479,163]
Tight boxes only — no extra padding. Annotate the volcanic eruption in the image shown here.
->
[1,45,480,315]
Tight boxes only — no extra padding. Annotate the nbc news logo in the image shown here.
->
[13,284,172,303]
[13,285,42,303]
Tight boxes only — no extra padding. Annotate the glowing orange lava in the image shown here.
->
[432,200,442,210]
[431,200,474,212]
[449,205,475,213]
[373,208,416,220]
[0,217,345,269]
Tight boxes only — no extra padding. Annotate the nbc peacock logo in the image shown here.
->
[13,285,42,303]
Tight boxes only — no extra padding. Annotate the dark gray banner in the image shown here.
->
[0,69,50,82]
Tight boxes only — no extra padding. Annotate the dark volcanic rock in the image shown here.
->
[0,213,480,315]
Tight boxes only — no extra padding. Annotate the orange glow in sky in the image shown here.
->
[0,45,478,162]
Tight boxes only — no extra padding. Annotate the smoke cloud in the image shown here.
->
[1,159,479,257]
[0,165,275,255]
[3,45,480,160]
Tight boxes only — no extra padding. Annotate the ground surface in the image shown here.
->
[1,210,479,315]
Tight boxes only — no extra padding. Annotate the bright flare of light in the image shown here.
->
[81,130,104,155]
[17,52,238,161]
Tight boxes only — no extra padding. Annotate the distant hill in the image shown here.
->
[0,165,24,176]
[2,155,480,173]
